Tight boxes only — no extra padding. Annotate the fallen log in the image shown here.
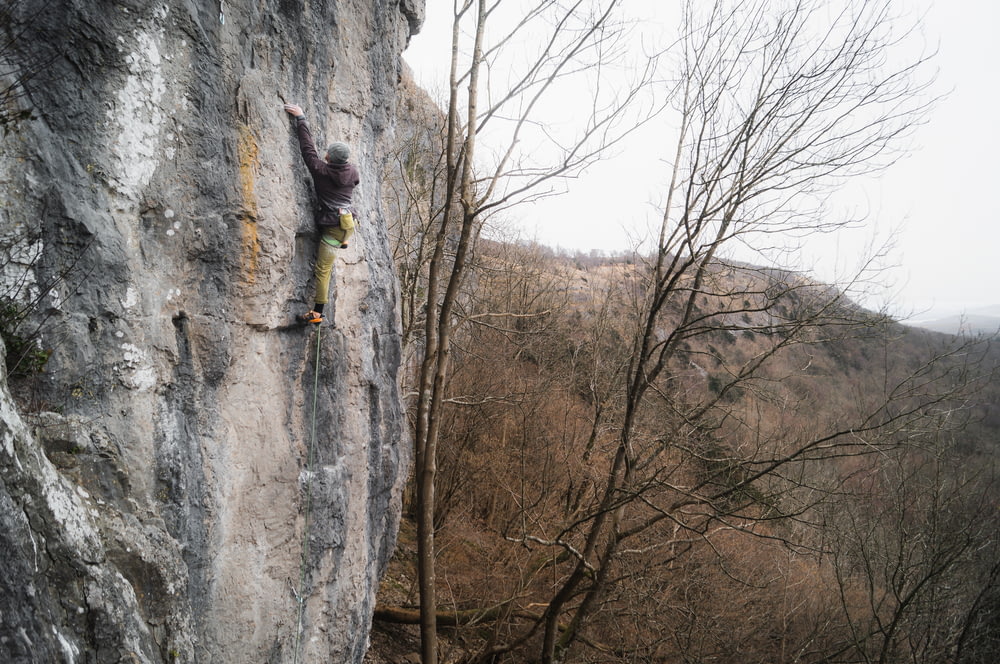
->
[373,604,542,626]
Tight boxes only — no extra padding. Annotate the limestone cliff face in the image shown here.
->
[0,0,422,662]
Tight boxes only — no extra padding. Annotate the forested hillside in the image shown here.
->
[368,2,1000,661]
[368,236,1000,663]
[367,46,1000,660]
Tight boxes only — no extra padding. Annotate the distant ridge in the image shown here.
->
[907,305,1000,336]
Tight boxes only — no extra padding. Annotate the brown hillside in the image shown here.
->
[368,241,1000,663]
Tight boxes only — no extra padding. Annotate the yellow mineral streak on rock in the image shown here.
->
[237,124,261,283]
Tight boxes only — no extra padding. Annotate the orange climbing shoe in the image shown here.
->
[298,310,325,325]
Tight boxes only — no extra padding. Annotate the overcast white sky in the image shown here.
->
[402,1,1000,321]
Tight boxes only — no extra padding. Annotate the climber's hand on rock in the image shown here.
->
[284,104,303,117]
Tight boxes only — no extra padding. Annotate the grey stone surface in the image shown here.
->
[0,0,419,661]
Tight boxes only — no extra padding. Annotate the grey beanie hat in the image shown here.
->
[326,141,350,164]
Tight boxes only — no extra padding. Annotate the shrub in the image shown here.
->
[1,298,50,378]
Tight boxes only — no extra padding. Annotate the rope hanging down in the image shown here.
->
[293,326,323,664]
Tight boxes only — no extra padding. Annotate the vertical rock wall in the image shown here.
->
[0,0,422,662]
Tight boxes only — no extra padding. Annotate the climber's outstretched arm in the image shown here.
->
[284,104,325,174]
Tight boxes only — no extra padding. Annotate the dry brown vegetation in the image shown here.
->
[372,3,1000,661]
[368,240,1000,664]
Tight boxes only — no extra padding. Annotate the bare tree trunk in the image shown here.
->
[414,2,485,662]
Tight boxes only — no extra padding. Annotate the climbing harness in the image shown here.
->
[292,325,322,664]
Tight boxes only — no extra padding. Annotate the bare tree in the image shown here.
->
[405,2,659,661]
[383,71,450,353]
[496,1,954,661]
[0,0,57,134]
[826,442,1000,664]
[380,1,989,662]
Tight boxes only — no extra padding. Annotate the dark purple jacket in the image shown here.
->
[295,117,360,228]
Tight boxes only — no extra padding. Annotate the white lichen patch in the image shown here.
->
[39,461,103,560]
[52,626,79,664]
[123,286,139,310]
[0,396,20,460]
[4,235,42,266]
[107,29,168,200]
[0,236,42,305]
[118,343,157,391]
[48,287,62,309]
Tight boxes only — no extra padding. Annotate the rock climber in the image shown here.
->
[284,103,360,325]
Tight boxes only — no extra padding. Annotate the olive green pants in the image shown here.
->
[313,216,355,305]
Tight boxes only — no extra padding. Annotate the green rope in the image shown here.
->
[293,324,323,664]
